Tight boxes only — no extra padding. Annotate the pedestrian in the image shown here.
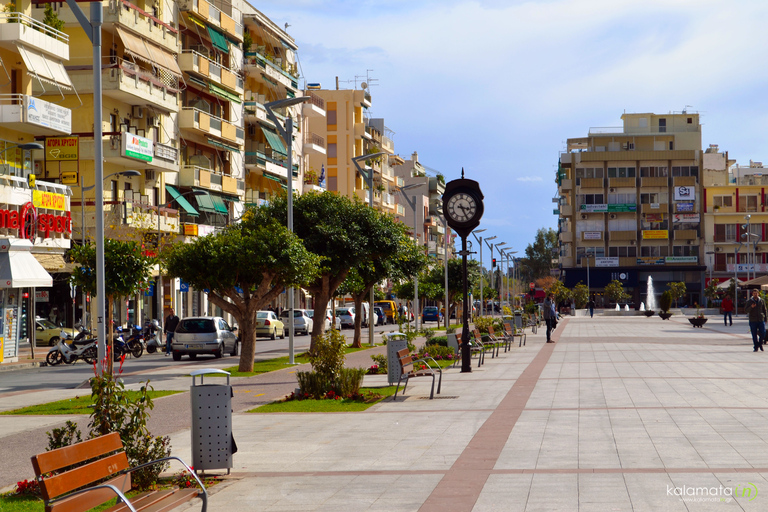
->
[164,307,180,356]
[747,289,767,352]
[588,295,596,318]
[543,292,558,343]
[721,295,734,326]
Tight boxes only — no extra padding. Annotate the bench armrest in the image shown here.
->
[118,456,208,512]
[46,484,138,512]
[412,356,441,372]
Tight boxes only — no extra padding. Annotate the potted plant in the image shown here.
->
[688,303,707,328]
[659,290,673,320]
[644,309,655,317]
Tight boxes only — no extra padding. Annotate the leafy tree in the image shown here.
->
[420,258,480,326]
[521,228,558,282]
[265,192,405,350]
[43,3,64,32]
[572,282,589,309]
[667,282,687,307]
[536,276,557,293]
[549,280,571,305]
[659,290,673,313]
[164,206,319,372]
[604,279,630,305]
[703,279,720,305]
[69,240,155,373]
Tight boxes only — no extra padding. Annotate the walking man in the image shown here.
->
[543,292,558,343]
[164,307,180,356]
[588,295,596,318]
[747,289,767,352]
[721,295,734,326]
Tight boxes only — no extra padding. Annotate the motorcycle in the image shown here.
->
[46,329,97,366]
[123,324,145,358]
[143,320,162,354]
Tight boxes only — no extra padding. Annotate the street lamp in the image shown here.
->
[435,206,450,328]
[79,170,141,332]
[470,229,486,316]
[157,190,204,338]
[265,96,311,365]
[397,182,422,330]
[353,151,388,346]
[483,236,497,316]
[495,242,508,314]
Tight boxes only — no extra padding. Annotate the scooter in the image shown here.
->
[124,324,145,358]
[46,330,97,366]
[144,320,162,354]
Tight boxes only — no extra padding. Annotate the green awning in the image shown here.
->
[210,194,228,214]
[262,172,285,183]
[261,127,286,156]
[260,73,278,87]
[206,138,240,152]
[209,82,241,104]
[165,185,199,217]
[207,26,229,54]
[193,190,217,213]
[186,75,208,89]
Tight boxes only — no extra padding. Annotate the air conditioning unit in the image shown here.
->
[716,247,723,252]
[145,170,155,181]
[147,116,159,127]
[630,240,636,245]
[609,187,616,192]
[132,106,144,119]
[609,214,617,219]
[110,135,119,150]
[687,240,694,245]
[580,214,588,220]
[621,143,628,150]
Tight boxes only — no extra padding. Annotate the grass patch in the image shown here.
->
[0,390,181,416]
[248,386,398,413]
[223,344,383,378]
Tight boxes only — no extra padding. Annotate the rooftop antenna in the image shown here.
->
[355,69,379,90]
[284,22,291,31]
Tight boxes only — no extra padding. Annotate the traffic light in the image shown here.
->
[492,258,496,268]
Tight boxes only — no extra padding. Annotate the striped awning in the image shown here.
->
[206,26,229,54]
[261,127,286,156]
[116,27,181,77]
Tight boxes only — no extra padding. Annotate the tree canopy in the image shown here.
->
[520,228,558,283]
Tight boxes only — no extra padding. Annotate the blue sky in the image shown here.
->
[254,0,768,261]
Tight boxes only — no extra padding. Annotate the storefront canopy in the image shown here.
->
[0,239,52,288]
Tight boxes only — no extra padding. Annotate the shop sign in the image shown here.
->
[579,203,636,213]
[642,230,669,239]
[672,213,700,223]
[595,257,619,267]
[674,186,695,200]
[122,133,153,162]
[24,96,71,134]
[637,257,666,265]
[32,190,67,212]
[45,136,78,161]
[676,202,694,212]
[583,231,602,240]
[646,213,664,222]
[665,256,698,263]
[728,264,768,272]
[35,290,49,302]
[0,202,71,241]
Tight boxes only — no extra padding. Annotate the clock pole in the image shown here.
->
[460,236,471,372]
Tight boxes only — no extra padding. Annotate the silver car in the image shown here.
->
[171,316,238,361]
[281,309,314,336]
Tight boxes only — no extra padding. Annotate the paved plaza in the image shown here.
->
[3,313,768,511]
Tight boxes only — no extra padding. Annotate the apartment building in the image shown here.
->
[703,149,768,287]
[557,111,705,306]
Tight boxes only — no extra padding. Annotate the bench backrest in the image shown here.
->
[32,432,131,512]
[397,348,414,376]
[488,325,498,337]
[471,328,483,341]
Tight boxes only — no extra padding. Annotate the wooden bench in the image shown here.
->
[394,348,442,400]
[503,321,526,347]
[472,328,499,360]
[487,325,511,353]
[31,432,207,512]
[447,332,484,368]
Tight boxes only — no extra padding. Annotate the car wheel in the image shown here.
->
[230,340,238,357]
[172,352,181,361]
[49,336,59,347]
[189,353,197,360]
[271,328,276,340]
[214,343,223,359]
[281,329,286,339]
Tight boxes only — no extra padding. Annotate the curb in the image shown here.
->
[0,361,42,372]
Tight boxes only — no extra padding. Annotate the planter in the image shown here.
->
[659,312,673,320]
[688,317,708,328]
[643,310,655,317]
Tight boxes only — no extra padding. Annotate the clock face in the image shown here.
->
[446,192,478,224]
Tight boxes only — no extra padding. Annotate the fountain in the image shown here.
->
[615,303,620,311]
[644,276,656,316]
[640,303,646,311]
[624,304,629,311]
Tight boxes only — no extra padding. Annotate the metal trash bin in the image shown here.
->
[385,333,408,386]
[190,369,235,474]
[514,312,523,330]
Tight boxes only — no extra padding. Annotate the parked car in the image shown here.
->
[374,300,397,324]
[326,309,342,330]
[171,316,238,361]
[373,306,386,326]
[256,310,285,340]
[281,309,314,336]
[422,306,442,323]
[335,307,355,329]
[34,318,76,346]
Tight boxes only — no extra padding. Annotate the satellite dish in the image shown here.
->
[361,82,368,89]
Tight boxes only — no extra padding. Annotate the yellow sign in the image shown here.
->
[45,136,79,161]
[642,230,669,240]
[33,190,67,211]
[61,171,78,185]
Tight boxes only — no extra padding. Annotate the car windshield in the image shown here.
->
[336,309,351,315]
[37,319,58,330]
[306,311,314,318]
[176,319,216,333]
[257,312,271,319]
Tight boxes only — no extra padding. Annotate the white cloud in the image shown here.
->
[517,176,543,182]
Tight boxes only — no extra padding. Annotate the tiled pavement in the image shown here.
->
[5,314,768,511]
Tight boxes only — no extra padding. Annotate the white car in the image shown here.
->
[326,309,342,330]
[281,309,314,336]
[335,307,355,329]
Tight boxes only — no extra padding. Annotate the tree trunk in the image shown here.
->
[351,295,363,348]
[237,312,257,373]
[310,288,331,351]
[106,296,114,374]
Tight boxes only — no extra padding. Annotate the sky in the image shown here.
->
[252,0,768,262]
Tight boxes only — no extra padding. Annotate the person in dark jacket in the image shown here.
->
[588,296,596,318]
[543,293,558,343]
[747,289,767,352]
[164,308,180,356]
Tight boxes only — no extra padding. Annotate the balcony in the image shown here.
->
[641,203,668,214]
[641,177,669,187]
[78,133,178,173]
[0,12,69,60]
[179,0,243,42]
[609,230,637,241]
[179,165,242,195]
[559,178,572,191]
[303,92,325,116]
[0,94,71,135]
[179,108,243,146]
[179,50,243,96]
[579,178,604,189]
[304,132,326,154]
[673,176,697,187]
[243,52,299,92]
[427,241,445,257]
[67,58,179,112]
[302,183,325,194]
[560,231,573,243]
[608,177,636,188]
[673,229,698,240]
[560,204,573,217]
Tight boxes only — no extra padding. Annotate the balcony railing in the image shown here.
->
[181,50,243,92]
[154,142,178,162]
[0,12,68,44]
[305,132,325,148]
[308,91,325,109]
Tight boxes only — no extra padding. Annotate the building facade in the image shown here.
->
[557,111,705,307]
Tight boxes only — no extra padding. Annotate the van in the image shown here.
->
[375,300,397,324]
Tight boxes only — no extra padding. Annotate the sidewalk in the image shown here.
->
[4,315,768,511]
